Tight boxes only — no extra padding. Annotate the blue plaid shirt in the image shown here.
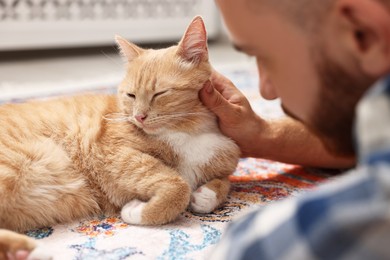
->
[210,75,390,260]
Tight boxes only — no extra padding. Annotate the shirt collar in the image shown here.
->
[355,75,390,165]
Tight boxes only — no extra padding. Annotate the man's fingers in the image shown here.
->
[199,81,235,121]
[209,70,248,106]
[210,69,235,93]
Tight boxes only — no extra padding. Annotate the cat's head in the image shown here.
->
[116,16,212,135]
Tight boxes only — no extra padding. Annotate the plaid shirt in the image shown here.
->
[209,75,390,260]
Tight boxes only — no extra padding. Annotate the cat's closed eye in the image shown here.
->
[127,93,136,99]
[152,90,168,102]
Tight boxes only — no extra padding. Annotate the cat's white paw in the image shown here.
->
[190,187,219,214]
[121,199,146,225]
[28,245,53,260]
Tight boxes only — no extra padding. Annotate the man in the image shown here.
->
[199,0,390,259]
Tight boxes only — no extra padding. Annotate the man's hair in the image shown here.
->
[247,0,390,32]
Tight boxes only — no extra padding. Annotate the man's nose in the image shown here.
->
[260,77,278,100]
[135,114,148,123]
[257,59,278,100]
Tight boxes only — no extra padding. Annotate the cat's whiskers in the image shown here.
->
[103,113,131,123]
[148,115,198,124]
[145,116,202,131]
[153,112,212,121]
[158,111,211,117]
[103,110,213,129]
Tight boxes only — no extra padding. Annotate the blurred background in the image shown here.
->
[0,0,262,108]
[1,0,220,50]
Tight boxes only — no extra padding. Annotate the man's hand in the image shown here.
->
[199,69,267,157]
[199,69,355,168]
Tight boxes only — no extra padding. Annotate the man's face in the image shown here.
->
[217,1,320,122]
[216,0,370,157]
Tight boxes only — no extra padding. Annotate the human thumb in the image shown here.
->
[199,81,234,121]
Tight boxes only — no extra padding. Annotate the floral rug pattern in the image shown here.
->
[21,159,335,259]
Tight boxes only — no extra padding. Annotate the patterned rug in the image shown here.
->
[0,63,338,259]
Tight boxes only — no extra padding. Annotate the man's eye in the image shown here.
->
[127,93,136,99]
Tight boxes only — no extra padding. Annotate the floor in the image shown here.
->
[0,38,256,95]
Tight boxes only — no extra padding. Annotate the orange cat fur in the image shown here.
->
[0,16,239,259]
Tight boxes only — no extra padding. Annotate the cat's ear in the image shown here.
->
[115,35,144,62]
[177,16,208,64]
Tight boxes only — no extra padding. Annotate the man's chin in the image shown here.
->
[281,104,302,122]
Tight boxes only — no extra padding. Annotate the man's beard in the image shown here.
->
[305,51,372,157]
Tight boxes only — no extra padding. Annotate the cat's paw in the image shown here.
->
[190,187,219,214]
[121,199,146,225]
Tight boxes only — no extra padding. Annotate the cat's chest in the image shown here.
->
[161,131,229,190]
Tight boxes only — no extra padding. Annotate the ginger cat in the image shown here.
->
[0,16,239,259]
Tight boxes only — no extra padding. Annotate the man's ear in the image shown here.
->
[177,16,209,64]
[115,35,144,62]
[335,0,390,77]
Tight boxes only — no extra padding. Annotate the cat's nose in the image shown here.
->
[135,114,147,123]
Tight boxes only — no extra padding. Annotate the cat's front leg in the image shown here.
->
[105,151,191,225]
[120,173,191,225]
[100,146,191,226]
[190,178,230,214]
